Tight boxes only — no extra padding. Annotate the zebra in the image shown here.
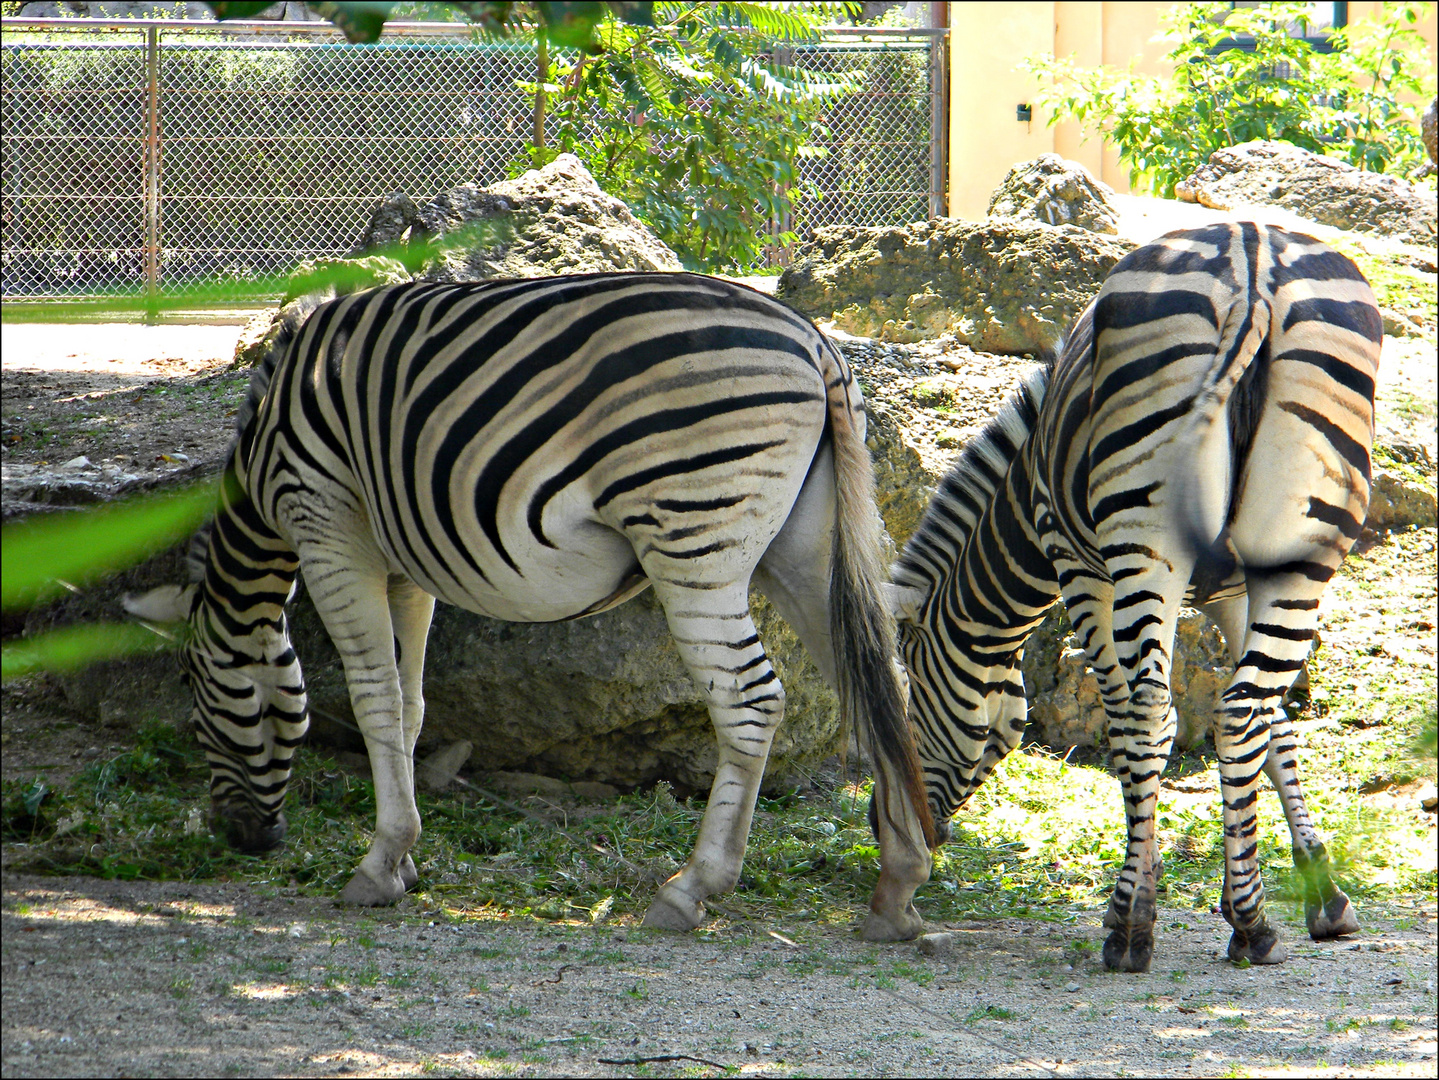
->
[882,223,1379,972]
[125,272,936,939]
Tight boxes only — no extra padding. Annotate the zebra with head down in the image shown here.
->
[885,224,1379,971]
[126,273,936,938]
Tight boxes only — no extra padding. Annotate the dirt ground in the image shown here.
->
[3,873,1436,1078]
[3,202,1437,1077]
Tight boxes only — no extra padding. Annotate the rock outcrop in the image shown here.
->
[1176,139,1437,245]
[234,156,682,367]
[776,218,1134,354]
[1367,471,1439,530]
[987,154,1119,235]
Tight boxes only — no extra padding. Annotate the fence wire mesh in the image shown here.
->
[1,20,942,302]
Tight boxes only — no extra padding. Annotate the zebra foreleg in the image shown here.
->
[643,583,782,932]
[300,549,421,907]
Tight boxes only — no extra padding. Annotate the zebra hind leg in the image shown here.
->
[642,582,784,932]
[1079,564,1186,973]
[1214,568,1358,963]
[1202,595,1359,945]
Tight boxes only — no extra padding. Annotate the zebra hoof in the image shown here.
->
[859,903,923,942]
[214,808,287,854]
[399,854,419,892]
[1102,927,1154,973]
[1227,925,1288,966]
[641,886,704,932]
[338,868,406,907]
[1307,893,1359,940]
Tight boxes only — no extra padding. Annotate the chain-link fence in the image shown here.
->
[1,18,945,303]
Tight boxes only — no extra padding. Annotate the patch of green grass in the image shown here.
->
[963,1005,1015,1023]
[5,516,1435,935]
[886,960,934,987]
[1326,1016,1366,1033]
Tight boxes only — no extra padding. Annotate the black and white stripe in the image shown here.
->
[889,223,1379,971]
[130,272,935,936]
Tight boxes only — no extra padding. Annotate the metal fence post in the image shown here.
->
[928,29,949,219]
[144,24,161,319]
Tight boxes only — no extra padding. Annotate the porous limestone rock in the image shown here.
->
[776,218,1134,354]
[1175,139,1437,245]
[234,155,682,367]
[357,152,682,281]
[1366,471,1438,530]
[987,154,1120,235]
[1422,97,1437,167]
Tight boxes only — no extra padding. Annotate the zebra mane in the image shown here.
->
[891,361,1052,593]
[182,294,328,586]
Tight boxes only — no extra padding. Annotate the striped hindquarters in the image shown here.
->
[237,274,839,617]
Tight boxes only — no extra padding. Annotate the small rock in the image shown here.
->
[183,807,204,836]
[485,770,571,799]
[416,740,474,792]
[1065,982,1081,993]
[1419,783,1437,813]
[916,932,955,957]
[62,455,92,470]
[287,922,306,939]
[1366,471,1438,530]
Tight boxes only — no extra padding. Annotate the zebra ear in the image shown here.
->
[881,583,927,624]
[123,584,196,623]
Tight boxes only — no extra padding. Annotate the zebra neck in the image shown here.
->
[192,474,300,664]
[944,464,1059,639]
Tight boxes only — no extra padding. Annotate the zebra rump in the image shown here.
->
[127,272,935,940]
[888,223,1380,972]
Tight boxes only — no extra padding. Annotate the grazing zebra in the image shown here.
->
[884,223,1379,971]
[125,273,935,938]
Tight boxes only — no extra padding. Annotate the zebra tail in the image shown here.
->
[822,342,938,853]
[1174,295,1272,597]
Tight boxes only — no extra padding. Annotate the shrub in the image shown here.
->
[1024,1,1436,197]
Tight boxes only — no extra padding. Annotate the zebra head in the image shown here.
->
[885,580,1031,841]
[125,556,308,854]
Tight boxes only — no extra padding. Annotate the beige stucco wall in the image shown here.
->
[947,0,1439,220]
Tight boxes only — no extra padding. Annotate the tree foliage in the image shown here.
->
[206,1,655,50]
[1025,1,1436,197]
[522,2,857,270]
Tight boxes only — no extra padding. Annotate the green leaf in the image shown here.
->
[304,2,396,44]
[2,479,218,614]
[2,621,176,682]
[21,781,50,818]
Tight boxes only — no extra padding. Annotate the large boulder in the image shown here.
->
[776,218,1134,354]
[987,154,1120,235]
[1175,139,1437,245]
[234,155,682,366]
[354,153,682,280]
